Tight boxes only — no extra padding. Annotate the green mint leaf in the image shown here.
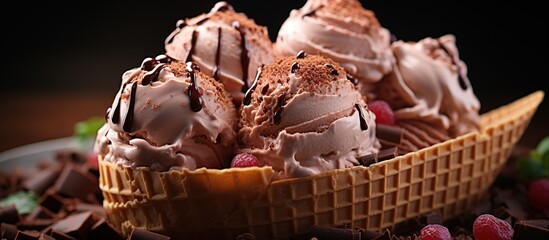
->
[0,191,40,214]
[536,136,549,159]
[74,116,105,141]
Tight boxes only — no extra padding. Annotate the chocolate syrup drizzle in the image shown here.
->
[355,104,369,131]
[165,2,253,94]
[325,64,339,76]
[122,82,138,132]
[296,50,307,59]
[243,66,263,106]
[165,1,233,45]
[261,84,269,95]
[184,30,199,63]
[233,21,251,93]
[186,62,204,112]
[111,83,126,125]
[346,73,359,85]
[437,39,469,90]
[141,64,166,85]
[273,93,286,125]
[212,27,222,81]
[290,62,301,74]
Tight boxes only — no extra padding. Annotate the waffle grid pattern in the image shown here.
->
[99,91,544,240]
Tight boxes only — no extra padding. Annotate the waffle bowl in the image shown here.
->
[99,91,544,239]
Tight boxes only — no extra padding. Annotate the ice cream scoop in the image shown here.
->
[275,0,394,88]
[375,34,481,152]
[94,55,238,171]
[238,52,380,179]
[165,1,275,105]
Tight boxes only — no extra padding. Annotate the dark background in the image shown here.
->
[1,1,547,151]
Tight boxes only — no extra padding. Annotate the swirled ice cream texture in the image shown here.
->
[165,1,275,105]
[239,53,380,179]
[95,58,238,171]
[377,34,480,138]
[275,0,393,85]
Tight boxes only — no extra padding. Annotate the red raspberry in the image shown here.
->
[87,152,98,168]
[473,214,514,240]
[231,153,260,168]
[528,178,549,210]
[369,100,395,125]
[419,224,451,240]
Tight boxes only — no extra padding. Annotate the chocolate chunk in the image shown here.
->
[51,211,95,239]
[377,147,398,162]
[0,205,21,224]
[69,202,106,218]
[493,206,528,224]
[88,219,124,240]
[2,223,19,240]
[26,206,56,220]
[15,230,40,240]
[23,168,59,195]
[39,191,65,213]
[53,165,99,200]
[48,230,76,240]
[358,154,377,167]
[128,228,171,240]
[513,219,549,240]
[376,124,403,145]
[17,219,56,232]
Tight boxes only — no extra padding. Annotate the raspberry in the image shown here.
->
[528,178,549,210]
[231,153,260,168]
[419,224,451,240]
[87,153,98,168]
[368,100,395,125]
[473,214,514,240]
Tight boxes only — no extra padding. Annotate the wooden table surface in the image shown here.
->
[0,90,547,153]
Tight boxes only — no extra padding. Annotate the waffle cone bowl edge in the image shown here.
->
[99,91,545,240]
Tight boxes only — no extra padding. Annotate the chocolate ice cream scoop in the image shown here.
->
[275,0,393,87]
[379,35,481,137]
[95,56,238,171]
[239,52,380,179]
[376,35,481,152]
[165,1,275,105]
